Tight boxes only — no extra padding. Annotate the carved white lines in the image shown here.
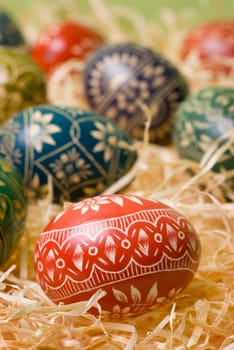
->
[44,251,196,303]
[44,208,182,241]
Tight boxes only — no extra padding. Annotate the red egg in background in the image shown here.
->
[34,194,201,319]
[30,21,104,74]
[180,20,234,76]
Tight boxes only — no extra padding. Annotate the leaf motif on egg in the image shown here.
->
[146,282,158,304]
[130,285,142,304]
[112,287,129,304]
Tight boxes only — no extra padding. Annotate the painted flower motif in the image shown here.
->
[90,121,118,162]
[72,194,143,215]
[29,111,61,153]
[73,196,111,215]
[49,148,93,187]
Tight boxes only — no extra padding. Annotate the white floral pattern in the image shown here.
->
[30,111,62,152]
[72,194,143,215]
[49,148,93,187]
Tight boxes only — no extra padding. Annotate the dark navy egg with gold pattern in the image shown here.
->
[0,9,25,47]
[0,157,27,266]
[173,87,234,189]
[83,43,189,144]
[0,105,137,204]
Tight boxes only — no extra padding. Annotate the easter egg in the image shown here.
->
[0,47,47,124]
[180,20,234,76]
[34,193,201,319]
[83,42,189,144]
[173,86,234,189]
[0,157,27,266]
[30,21,104,74]
[0,105,137,203]
[0,9,25,47]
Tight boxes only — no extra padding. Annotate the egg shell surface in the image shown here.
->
[0,47,47,124]
[0,105,137,203]
[83,42,189,144]
[180,20,234,76]
[34,194,201,319]
[0,9,25,47]
[30,21,104,75]
[0,157,27,266]
[173,86,234,185]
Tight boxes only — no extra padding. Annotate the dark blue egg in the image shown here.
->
[0,9,25,47]
[83,43,189,144]
[0,105,137,203]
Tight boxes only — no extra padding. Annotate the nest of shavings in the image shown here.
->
[1,1,234,349]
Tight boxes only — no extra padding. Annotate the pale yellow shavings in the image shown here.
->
[1,0,234,349]
[0,139,233,349]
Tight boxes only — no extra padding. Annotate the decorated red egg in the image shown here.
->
[180,20,234,75]
[30,20,104,74]
[34,194,201,319]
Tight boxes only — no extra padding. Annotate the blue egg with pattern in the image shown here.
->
[0,105,137,203]
[83,43,189,144]
[0,9,25,47]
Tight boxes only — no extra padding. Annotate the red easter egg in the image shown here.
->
[180,20,234,75]
[34,194,201,319]
[30,21,103,74]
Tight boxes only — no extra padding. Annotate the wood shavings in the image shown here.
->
[1,0,234,349]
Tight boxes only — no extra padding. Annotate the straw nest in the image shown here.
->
[0,1,233,349]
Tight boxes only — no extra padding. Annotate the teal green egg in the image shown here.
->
[173,86,234,184]
[0,157,27,266]
[0,46,47,124]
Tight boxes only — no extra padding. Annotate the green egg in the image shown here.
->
[0,46,47,124]
[173,86,234,188]
[0,157,27,266]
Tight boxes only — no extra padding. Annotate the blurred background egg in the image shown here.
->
[34,193,201,319]
[0,105,137,204]
[180,20,234,76]
[0,8,25,47]
[83,42,189,144]
[0,157,27,266]
[173,86,234,196]
[0,47,47,124]
[30,20,104,75]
